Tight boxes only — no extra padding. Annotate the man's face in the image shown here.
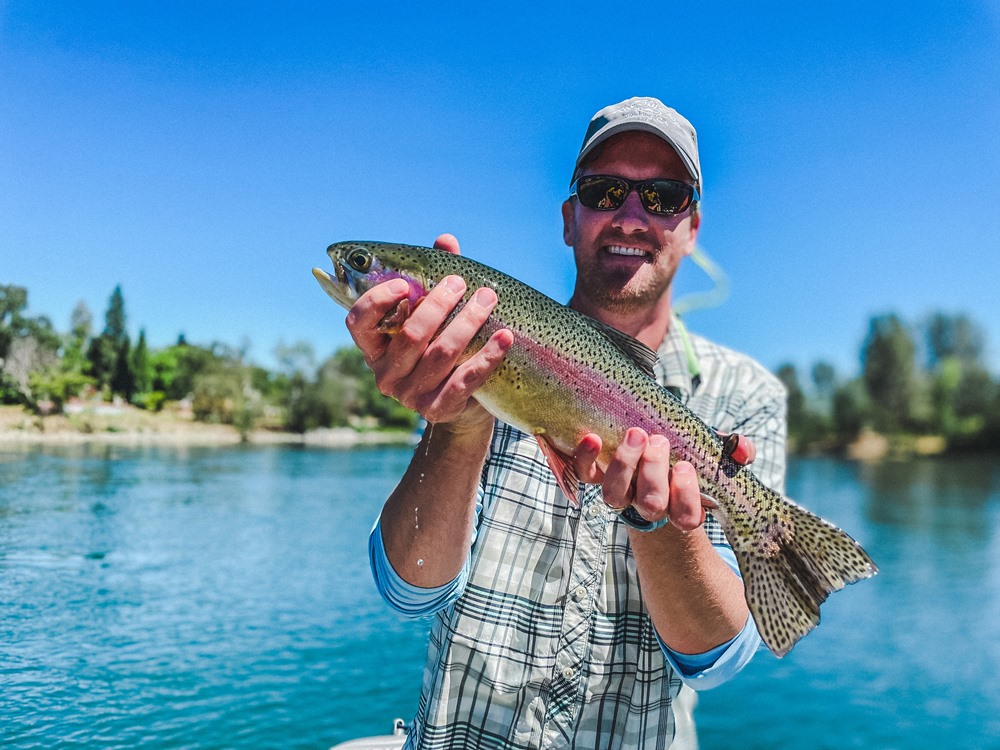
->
[562,131,700,317]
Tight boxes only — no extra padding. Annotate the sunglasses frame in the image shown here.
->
[569,174,699,216]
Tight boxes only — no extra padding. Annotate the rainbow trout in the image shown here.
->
[313,241,877,657]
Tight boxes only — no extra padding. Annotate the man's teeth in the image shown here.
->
[607,245,648,257]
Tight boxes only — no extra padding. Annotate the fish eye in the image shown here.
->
[346,249,372,272]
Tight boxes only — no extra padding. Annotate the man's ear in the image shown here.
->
[686,210,701,254]
[561,200,576,247]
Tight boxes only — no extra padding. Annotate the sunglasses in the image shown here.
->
[570,175,699,216]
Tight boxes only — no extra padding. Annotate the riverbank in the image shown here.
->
[841,428,947,461]
[0,405,957,459]
[0,405,418,449]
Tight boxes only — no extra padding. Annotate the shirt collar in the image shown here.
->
[655,314,696,400]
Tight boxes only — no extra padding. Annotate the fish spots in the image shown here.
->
[494,360,523,390]
[754,513,793,557]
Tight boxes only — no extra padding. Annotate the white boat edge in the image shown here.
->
[328,719,407,750]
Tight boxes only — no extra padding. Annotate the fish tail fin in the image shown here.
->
[732,488,878,658]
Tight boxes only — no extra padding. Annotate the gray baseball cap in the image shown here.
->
[571,97,702,193]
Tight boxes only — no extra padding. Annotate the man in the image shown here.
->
[346,97,787,749]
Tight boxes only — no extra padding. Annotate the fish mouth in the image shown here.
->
[312,265,358,309]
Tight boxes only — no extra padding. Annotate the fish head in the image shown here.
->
[312,241,432,312]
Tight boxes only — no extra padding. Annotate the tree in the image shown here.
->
[0,285,61,404]
[273,340,316,379]
[861,314,917,432]
[832,379,869,440]
[104,285,127,342]
[926,313,984,370]
[0,285,31,402]
[39,301,98,409]
[110,339,135,401]
[281,345,352,433]
[326,346,418,428]
[924,313,991,438]
[88,285,132,397]
[152,343,214,400]
[191,364,262,438]
[27,367,92,412]
[130,329,151,398]
[953,366,995,422]
[62,301,93,374]
[776,364,805,433]
[3,334,59,404]
[811,362,837,409]
[777,362,834,450]
[0,284,29,362]
[86,335,114,391]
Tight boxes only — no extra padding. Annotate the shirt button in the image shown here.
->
[587,504,601,518]
[562,667,575,680]
[573,586,587,602]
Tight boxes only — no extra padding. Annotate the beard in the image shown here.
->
[572,247,680,314]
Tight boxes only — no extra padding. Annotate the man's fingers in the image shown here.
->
[573,433,604,484]
[418,328,513,420]
[345,278,411,357]
[632,434,671,522]
[416,287,498,377]
[375,275,467,385]
[602,428,647,510]
[667,461,704,531]
[390,275,466,351]
[433,233,461,255]
[390,285,501,407]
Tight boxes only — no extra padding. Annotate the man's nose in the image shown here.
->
[612,189,650,233]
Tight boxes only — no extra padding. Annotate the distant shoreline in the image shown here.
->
[0,405,418,450]
[0,406,957,461]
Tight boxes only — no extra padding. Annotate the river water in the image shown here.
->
[1,445,998,749]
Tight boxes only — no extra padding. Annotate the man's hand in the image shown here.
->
[344,234,513,431]
[573,429,755,532]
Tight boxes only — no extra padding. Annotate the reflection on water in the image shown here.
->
[2,448,1000,749]
[861,457,996,540]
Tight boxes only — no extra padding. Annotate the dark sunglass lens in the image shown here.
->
[577,177,627,210]
[642,181,691,214]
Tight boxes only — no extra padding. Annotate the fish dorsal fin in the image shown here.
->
[589,319,659,380]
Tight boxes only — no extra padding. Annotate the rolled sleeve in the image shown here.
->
[368,487,485,618]
[368,517,469,617]
[658,545,763,690]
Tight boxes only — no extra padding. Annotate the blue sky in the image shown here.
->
[2,1,999,380]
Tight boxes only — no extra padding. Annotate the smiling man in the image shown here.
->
[565,128,700,347]
[346,97,787,749]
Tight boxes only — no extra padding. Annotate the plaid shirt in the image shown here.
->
[403,318,786,750]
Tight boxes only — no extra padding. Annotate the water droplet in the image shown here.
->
[424,423,434,457]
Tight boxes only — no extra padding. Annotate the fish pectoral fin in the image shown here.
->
[376,296,423,334]
[534,434,580,505]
